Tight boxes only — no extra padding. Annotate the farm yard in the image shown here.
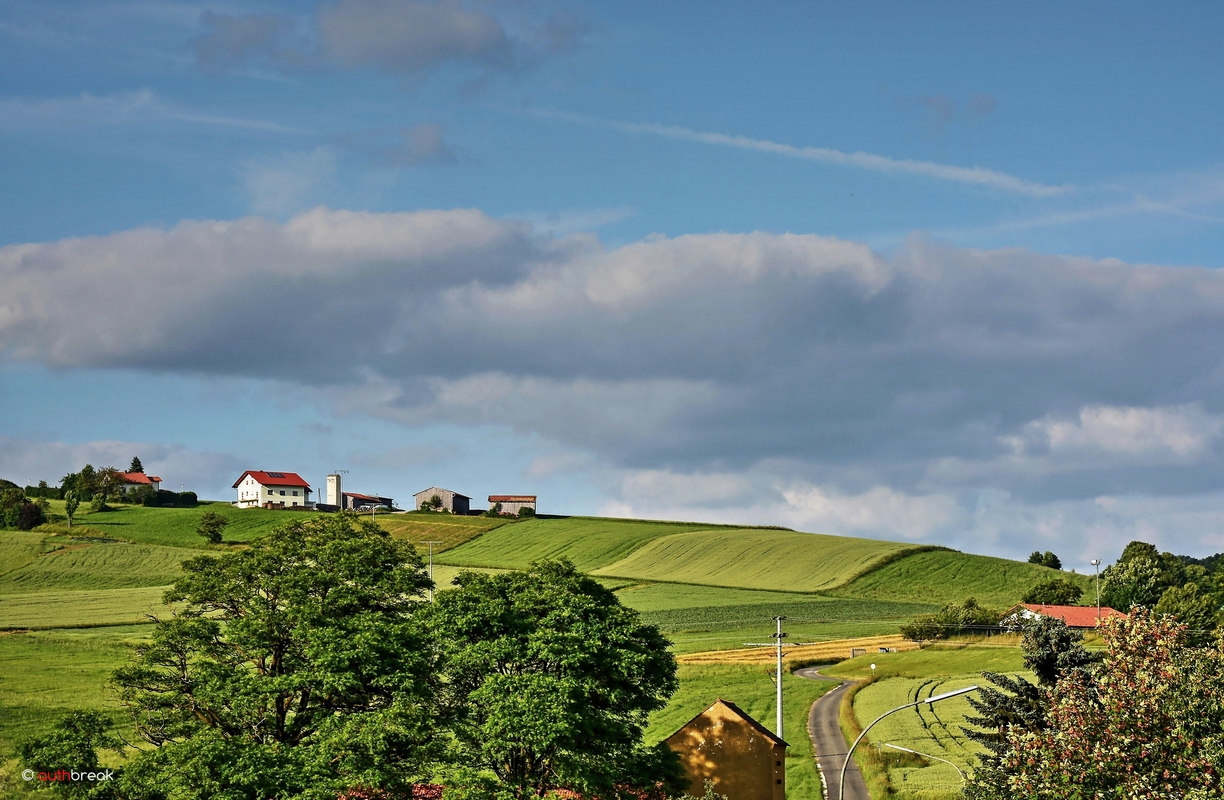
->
[0,504,1072,797]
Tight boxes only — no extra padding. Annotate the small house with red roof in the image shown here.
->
[233,471,312,509]
[118,471,161,492]
[1002,603,1127,630]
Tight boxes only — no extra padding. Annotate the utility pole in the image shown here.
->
[1090,559,1102,620]
[423,541,442,602]
[772,616,787,739]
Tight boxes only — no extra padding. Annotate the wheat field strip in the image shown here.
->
[678,634,919,665]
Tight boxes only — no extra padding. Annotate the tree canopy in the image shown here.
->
[24,521,684,799]
[899,598,1002,642]
[111,513,438,799]
[966,609,1224,799]
[1020,578,1083,606]
[1027,551,1061,570]
[426,560,684,799]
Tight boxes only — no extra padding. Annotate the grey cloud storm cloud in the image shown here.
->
[192,1,585,78]
[5,208,1224,523]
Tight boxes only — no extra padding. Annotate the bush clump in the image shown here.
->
[901,598,1002,642]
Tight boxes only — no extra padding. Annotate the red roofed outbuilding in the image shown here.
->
[233,471,312,509]
[118,472,161,491]
[1003,603,1127,630]
[488,495,536,515]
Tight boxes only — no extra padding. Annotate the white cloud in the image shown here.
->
[8,209,1224,539]
[0,89,309,134]
[536,109,1068,197]
[1016,404,1224,459]
[241,147,342,217]
[779,484,964,540]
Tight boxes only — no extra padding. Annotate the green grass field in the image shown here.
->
[0,506,1087,799]
[615,583,937,655]
[849,676,985,799]
[823,643,1026,681]
[825,645,1030,799]
[593,530,924,592]
[0,627,148,782]
[436,517,732,572]
[0,533,186,595]
[377,513,509,552]
[43,502,319,548]
[0,587,171,630]
[646,663,836,800]
[832,549,1092,609]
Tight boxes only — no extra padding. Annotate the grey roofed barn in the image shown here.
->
[413,486,471,515]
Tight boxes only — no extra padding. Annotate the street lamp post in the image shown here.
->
[1090,559,1102,620]
[838,686,978,800]
[423,541,442,602]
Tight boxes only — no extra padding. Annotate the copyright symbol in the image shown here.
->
[21,769,34,781]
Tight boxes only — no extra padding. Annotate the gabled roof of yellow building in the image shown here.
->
[669,698,788,748]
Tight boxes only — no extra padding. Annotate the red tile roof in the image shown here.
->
[232,470,311,489]
[488,495,537,502]
[1008,604,1127,628]
[119,472,158,485]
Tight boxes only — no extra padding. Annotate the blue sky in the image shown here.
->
[4,1,1224,564]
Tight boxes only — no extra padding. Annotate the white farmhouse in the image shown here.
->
[232,471,313,509]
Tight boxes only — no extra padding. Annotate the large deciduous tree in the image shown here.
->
[427,560,685,800]
[965,609,1224,799]
[110,513,438,799]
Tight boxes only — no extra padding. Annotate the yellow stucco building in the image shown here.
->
[665,698,787,800]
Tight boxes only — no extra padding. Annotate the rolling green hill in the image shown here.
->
[591,529,928,592]
[830,548,1093,608]
[0,535,186,593]
[435,516,738,571]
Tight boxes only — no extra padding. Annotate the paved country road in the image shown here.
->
[795,667,870,800]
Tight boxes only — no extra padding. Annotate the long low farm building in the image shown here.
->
[488,495,536,515]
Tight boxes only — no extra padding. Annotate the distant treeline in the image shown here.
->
[3,457,199,510]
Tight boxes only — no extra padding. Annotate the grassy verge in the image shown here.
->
[646,663,836,800]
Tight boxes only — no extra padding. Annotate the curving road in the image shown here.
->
[795,667,870,800]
